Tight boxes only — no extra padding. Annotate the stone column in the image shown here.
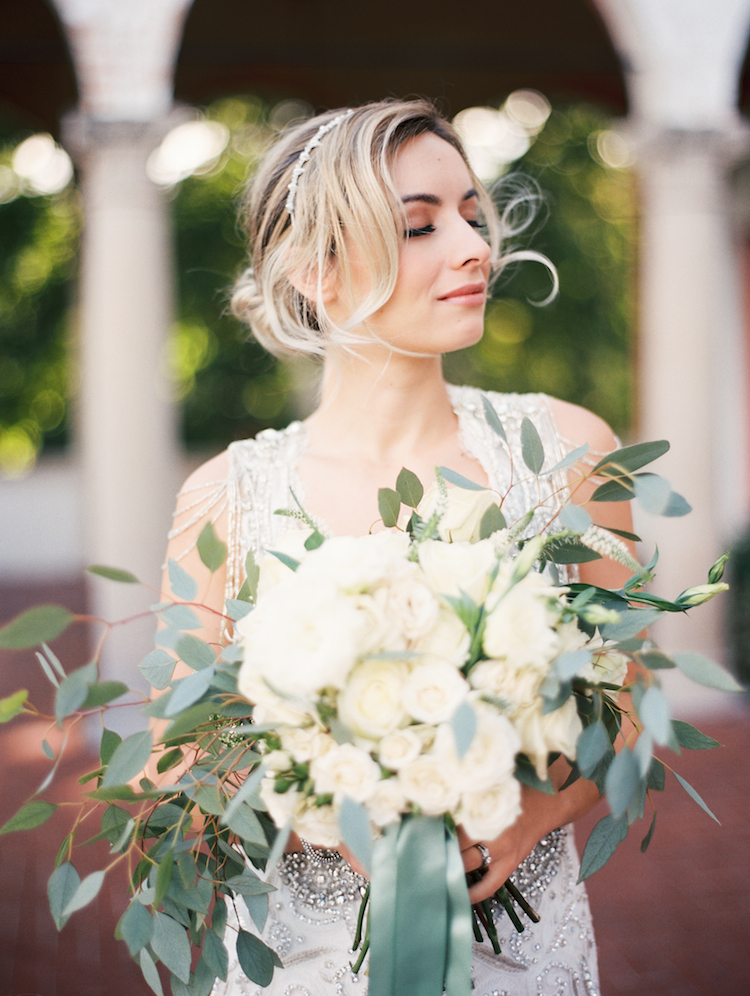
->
[630,126,750,670]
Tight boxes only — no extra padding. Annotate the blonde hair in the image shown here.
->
[231,98,554,357]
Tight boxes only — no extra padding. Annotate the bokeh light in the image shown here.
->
[147,119,230,186]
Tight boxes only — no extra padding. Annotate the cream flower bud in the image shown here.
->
[676,583,730,607]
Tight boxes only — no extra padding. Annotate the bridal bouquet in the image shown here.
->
[0,403,741,996]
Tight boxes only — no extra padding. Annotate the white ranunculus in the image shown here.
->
[280,725,336,764]
[239,575,365,697]
[410,607,470,667]
[337,658,409,741]
[309,742,381,804]
[259,775,299,828]
[398,754,460,815]
[368,778,407,828]
[257,527,313,599]
[378,727,423,771]
[418,483,500,543]
[418,538,498,603]
[294,802,341,848]
[401,659,470,724]
[297,531,410,593]
[457,778,522,840]
[385,572,441,642]
[514,697,583,780]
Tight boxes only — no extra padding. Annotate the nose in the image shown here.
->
[453,219,491,270]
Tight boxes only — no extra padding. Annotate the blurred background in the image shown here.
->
[1,1,749,994]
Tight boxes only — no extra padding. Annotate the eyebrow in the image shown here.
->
[401,188,479,206]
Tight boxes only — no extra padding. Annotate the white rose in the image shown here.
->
[337,658,409,741]
[378,727,423,771]
[468,659,540,712]
[367,778,407,828]
[309,742,381,803]
[514,697,582,780]
[298,531,409,593]
[385,572,441,642]
[410,607,470,667]
[402,659,470,724]
[398,754,460,816]
[354,590,408,654]
[294,801,341,848]
[259,775,299,828]
[459,708,520,792]
[240,575,365,697]
[457,778,522,840]
[418,539,497,603]
[257,527,313,599]
[418,483,500,543]
[483,574,561,670]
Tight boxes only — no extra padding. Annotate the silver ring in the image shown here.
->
[475,842,491,870]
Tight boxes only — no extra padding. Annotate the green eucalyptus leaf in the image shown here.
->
[638,685,672,745]
[176,634,215,671]
[663,491,692,517]
[55,661,98,724]
[225,598,253,622]
[648,757,665,792]
[154,851,174,908]
[151,912,193,983]
[0,604,74,649]
[576,721,612,778]
[267,550,300,572]
[478,503,506,539]
[338,796,373,874]
[633,473,672,515]
[35,649,60,687]
[548,443,589,475]
[42,738,54,759]
[242,551,260,603]
[212,897,228,938]
[638,650,675,670]
[197,522,227,573]
[521,416,544,475]
[600,609,662,642]
[226,869,275,897]
[1,798,57,835]
[674,771,720,823]
[640,811,657,853]
[139,948,165,996]
[0,688,28,722]
[241,893,268,934]
[88,564,140,583]
[82,681,129,709]
[102,730,153,789]
[377,487,401,527]
[437,466,486,491]
[168,874,213,915]
[672,652,743,692]
[100,803,132,845]
[164,668,216,717]
[558,504,592,533]
[237,930,275,987]
[168,558,199,601]
[481,393,507,440]
[605,745,640,818]
[202,928,229,981]
[592,440,670,476]
[225,801,267,846]
[139,648,176,690]
[450,699,477,759]
[671,719,720,750]
[63,869,105,916]
[119,899,153,956]
[545,538,602,564]
[48,861,80,929]
[590,479,635,502]
[395,467,424,508]
[163,701,219,742]
[578,813,628,881]
[159,604,202,631]
[157,747,184,774]
[100,727,122,767]
[514,754,555,794]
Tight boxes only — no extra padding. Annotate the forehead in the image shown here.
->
[393,132,473,199]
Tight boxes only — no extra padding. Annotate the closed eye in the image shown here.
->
[404,225,435,238]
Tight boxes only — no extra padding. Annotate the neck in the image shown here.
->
[305,348,456,463]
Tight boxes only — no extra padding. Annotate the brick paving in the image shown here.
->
[1,581,748,996]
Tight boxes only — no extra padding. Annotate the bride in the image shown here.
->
[164,98,633,996]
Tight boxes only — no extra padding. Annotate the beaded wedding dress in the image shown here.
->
[181,386,600,996]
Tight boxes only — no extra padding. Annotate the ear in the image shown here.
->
[287,264,339,305]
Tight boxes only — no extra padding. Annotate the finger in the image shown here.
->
[460,842,485,874]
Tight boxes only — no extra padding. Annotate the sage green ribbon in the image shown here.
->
[368,815,473,996]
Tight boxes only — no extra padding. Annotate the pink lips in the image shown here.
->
[438,282,486,304]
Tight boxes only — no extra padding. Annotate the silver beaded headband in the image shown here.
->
[284,109,354,222]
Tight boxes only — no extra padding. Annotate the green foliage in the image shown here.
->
[0,603,74,648]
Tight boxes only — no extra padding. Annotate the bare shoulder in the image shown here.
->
[178,450,230,500]
[545,396,619,456]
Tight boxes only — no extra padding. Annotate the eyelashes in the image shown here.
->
[403,219,486,239]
